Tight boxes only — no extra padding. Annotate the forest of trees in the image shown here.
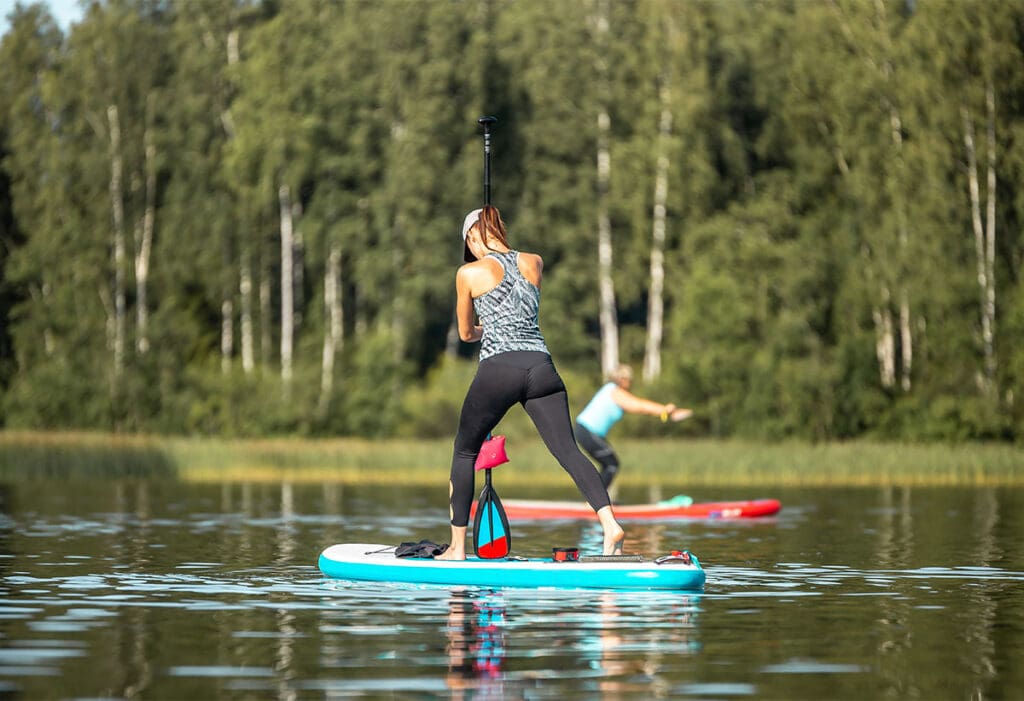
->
[2,0,1023,442]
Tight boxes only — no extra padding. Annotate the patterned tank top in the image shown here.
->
[473,251,550,361]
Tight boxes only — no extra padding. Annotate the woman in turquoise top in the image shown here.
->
[575,364,692,488]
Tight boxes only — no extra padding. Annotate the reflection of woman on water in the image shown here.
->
[436,206,625,560]
[446,590,506,694]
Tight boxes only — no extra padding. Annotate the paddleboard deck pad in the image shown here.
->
[474,497,781,521]
[318,543,706,591]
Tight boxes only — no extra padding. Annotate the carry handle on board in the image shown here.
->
[472,433,511,559]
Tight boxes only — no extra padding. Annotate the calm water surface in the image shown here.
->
[1,480,1022,699]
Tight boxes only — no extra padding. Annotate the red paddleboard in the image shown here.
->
[472,497,781,521]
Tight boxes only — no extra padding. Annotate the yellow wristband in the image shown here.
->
[660,410,668,423]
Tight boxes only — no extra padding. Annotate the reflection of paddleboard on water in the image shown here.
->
[318,543,706,591]
[472,496,782,521]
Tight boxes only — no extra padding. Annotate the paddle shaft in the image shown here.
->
[478,116,497,205]
[483,467,494,548]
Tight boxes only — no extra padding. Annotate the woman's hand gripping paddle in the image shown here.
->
[472,434,511,559]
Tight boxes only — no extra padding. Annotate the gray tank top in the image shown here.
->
[473,251,550,360]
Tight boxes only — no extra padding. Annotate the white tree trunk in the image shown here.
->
[873,303,896,390]
[220,226,234,374]
[984,81,997,385]
[292,199,305,330]
[593,0,618,377]
[318,243,344,414]
[643,84,672,382]
[899,291,912,392]
[221,293,234,374]
[834,0,914,394]
[279,183,295,392]
[889,105,912,392]
[135,100,156,356]
[596,109,618,378]
[962,100,996,391]
[107,104,127,379]
[260,248,272,368]
[391,216,407,364]
[240,248,255,374]
[223,27,241,374]
[220,30,239,139]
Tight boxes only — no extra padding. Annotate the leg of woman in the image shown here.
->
[437,361,521,561]
[575,424,620,488]
[523,364,624,555]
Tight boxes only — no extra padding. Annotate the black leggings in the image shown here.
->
[449,351,611,527]
[574,423,620,488]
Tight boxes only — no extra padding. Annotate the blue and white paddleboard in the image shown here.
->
[318,543,706,591]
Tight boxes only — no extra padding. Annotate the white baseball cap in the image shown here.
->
[461,208,483,262]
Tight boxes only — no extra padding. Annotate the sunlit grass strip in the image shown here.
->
[0,431,1021,486]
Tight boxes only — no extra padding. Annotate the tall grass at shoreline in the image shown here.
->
[0,430,1020,486]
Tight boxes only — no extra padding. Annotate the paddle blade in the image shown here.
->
[472,481,511,559]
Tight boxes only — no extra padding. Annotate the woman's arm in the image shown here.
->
[456,266,483,343]
[611,388,674,417]
[612,387,693,422]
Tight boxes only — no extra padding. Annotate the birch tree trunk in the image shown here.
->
[875,0,912,392]
[596,109,618,377]
[225,28,245,374]
[318,242,343,414]
[221,251,234,374]
[873,296,896,390]
[279,183,295,393]
[239,248,255,374]
[292,200,305,331]
[221,30,239,139]
[107,104,127,380]
[391,213,407,364]
[135,98,156,356]
[594,0,618,377]
[899,291,912,392]
[832,0,913,393]
[260,246,272,369]
[983,81,997,386]
[643,83,672,382]
[889,106,912,392]
[962,96,997,392]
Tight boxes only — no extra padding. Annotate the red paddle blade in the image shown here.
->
[472,480,511,559]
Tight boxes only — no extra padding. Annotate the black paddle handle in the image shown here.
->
[478,116,497,206]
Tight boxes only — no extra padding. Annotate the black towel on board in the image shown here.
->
[395,540,450,558]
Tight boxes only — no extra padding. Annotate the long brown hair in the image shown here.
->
[477,205,510,253]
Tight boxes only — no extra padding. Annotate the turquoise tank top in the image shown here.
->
[576,382,623,437]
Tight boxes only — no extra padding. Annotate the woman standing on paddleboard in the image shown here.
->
[575,364,692,489]
[435,205,625,561]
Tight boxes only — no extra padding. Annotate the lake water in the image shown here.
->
[1,479,1022,699]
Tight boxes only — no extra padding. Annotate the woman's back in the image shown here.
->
[473,251,548,360]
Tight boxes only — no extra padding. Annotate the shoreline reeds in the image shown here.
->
[0,430,1021,486]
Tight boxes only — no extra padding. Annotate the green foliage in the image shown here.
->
[1,0,1024,444]
[396,356,476,439]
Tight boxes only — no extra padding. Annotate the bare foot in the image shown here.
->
[437,523,467,561]
[603,525,625,556]
[434,547,465,561]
